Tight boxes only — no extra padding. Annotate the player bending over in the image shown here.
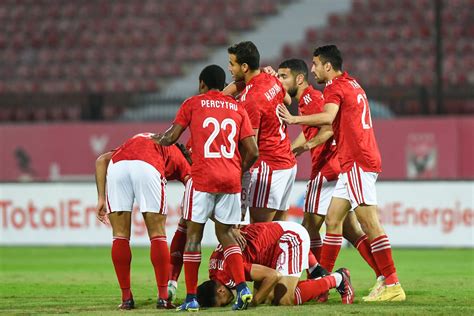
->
[95,136,191,310]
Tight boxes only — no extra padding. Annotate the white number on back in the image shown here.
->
[203,117,237,158]
[275,104,286,141]
[357,93,373,130]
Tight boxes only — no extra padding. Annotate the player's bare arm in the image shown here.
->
[291,132,307,157]
[304,124,334,150]
[222,80,245,97]
[239,135,259,173]
[248,264,282,306]
[95,151,113,225]
[278,103,339,127]
[154,124,185,146]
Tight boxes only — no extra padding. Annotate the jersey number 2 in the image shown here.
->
[357,93,373,130]
[203,117,237,159]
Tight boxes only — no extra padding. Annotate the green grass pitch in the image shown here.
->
[1,247,473,315]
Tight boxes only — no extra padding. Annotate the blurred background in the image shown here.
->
[0,0,472,247]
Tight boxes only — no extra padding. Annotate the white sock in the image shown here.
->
[332,272,343,287]
[377,275,385,282]
[168,280,178,288]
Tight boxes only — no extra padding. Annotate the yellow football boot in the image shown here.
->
[364,283,406,302]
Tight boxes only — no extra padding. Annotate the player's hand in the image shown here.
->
[292,145,307,157]
[277,104,296,124]
[262,66,277,77]
[232,228,247,251]
[96,198,109,225]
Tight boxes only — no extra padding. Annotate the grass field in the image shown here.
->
[1,247,473,315]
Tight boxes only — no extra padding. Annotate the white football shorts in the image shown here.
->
[182,178,241,225]
[332,162,378,210]
[275,221,310,277]
[304,173,337,216]
[106,160,167,214]
[249,162,297,211]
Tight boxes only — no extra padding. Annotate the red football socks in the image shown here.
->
[150,235,170,300]
[371,234,399,285]
[169,223,187,281]
[320,233,343,272]
[310,238,323,262]
[294,276,336,305]
[223,245,246,285]
[183,251,201,295]
[111,237,132,301]
[354,234,382,278]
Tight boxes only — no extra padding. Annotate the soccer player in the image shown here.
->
[155,64,259,311]
[278,45,406,302]
[196,221,354,307]
[95,135,191,310]
[277,59,383,281]
[227,41,297,223]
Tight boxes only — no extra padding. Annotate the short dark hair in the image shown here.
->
[313,45,343,71]
[278,58,309,81]
[197,280,217,307]
[199,65,226,90]
[227,41,260,70]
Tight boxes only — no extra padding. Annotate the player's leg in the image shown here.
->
[319,196,351,272]
[214,192,253,310]
[177,180,210,311]
[131,162,173,308]
[143,212,174,308]
[292,268,354,305]
[342,211,382,279]
[168,217,187,301]
[347,166,405,301]
[302,175,335,262]
[249,207,276,223]
[108,212,133,309]
[106,160,135,309]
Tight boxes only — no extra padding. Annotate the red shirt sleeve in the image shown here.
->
[239,110,256,141]
[241,94,261,129]
[173,97,193,128]
[164,145,191,184]
[323,83,343,106]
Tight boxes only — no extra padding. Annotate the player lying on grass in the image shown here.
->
[95,136,191,310]
[196,221,354,307]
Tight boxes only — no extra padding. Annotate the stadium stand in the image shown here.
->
[0,0,472,121]
[0,0,291,121]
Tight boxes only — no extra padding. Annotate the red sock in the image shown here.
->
[294,276,336,305]
[371,235,399,285]
[223,245,246,285]
[183,251,201,295]
[150,235,170,300]
[111,237,132,301]
[320,233,343,272]
[308,251,318,267]
[310,238,323,262]
[354,235,381,278]
[169,223,187,281]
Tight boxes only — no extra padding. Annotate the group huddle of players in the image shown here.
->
[95,41,406,311]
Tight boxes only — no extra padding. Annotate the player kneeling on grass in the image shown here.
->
[197,221,354,308]
[95,135,191,310]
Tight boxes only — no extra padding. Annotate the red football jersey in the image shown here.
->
[174,90,255,193]
[239,73,296,170]
[209,222,284,288]
[111,133,191,183]
[298,86,340,181]
[323,72,382,173]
